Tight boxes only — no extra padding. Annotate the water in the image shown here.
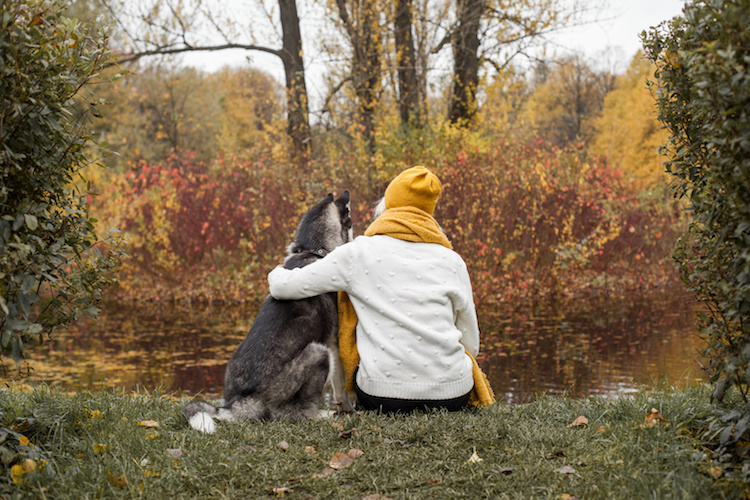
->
[10,287,705,402]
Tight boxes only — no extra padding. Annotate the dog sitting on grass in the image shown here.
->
[184,191,354,433]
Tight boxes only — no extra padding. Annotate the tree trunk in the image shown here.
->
[448,0,483,125]
[279,0,312,164]
[394,0,419,127]
[336,0,382,153]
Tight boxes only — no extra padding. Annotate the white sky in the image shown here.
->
[547,0,687,62]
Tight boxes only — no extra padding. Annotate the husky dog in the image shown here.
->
[184,191,354,433]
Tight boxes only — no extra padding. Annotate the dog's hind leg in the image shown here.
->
[263,342,331,420]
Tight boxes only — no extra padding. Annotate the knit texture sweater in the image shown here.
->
[267,234,479,400]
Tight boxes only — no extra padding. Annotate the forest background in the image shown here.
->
[65,0,684,308]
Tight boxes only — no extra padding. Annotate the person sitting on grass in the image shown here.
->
[268,166,494,413]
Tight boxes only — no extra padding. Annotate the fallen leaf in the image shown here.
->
[568,416,588,428]
[166,448,182,459]
[138,420,159,428]
[383,438,405,445]
[497,467,513,474]
[330,452,354,469]
[106,468,127,488]
[348,448,365,459]
[312,467,336,479]
[339,428,358,438]
[10,464,24,485]
[641,408,669,428]
[271,486,293,497]
[93,443,109,453]
[304,446,316,453]
[709,465,723,479]
[554,466,576,474]
[467,448,483,464]
[362,495,394,500]
[558,494,580,500]
[277,441,290,451]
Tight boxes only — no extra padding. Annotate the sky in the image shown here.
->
[546,0,687,63]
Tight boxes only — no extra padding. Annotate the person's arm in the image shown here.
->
[268,245,352,300]
[454,261,480,357]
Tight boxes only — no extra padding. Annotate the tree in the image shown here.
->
[445,0,581,125]
[104,0,312,164]
[643,0,750,465]
[0,0,126,367]
[523,55,614,146]
[590,52,668,192]
[330,0,384,153]
[394,0,420,126]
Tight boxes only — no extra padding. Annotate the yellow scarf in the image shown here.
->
[337,207,496,407]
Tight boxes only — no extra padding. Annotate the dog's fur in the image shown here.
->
[184,191,354,433]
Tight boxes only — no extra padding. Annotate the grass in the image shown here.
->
[0,384,746,499]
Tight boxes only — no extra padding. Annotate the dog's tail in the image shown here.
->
[184,398,266,433]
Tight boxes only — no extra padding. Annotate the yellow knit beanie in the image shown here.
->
[384,166,441,215]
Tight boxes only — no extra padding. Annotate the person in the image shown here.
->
[267,166,494,413]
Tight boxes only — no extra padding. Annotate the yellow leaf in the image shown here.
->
[18,435,29,446]
[93,443,109,453]
[329,452,354,470]
[568,416,588,428]
[138,420,159,428]
[10,464,25,485]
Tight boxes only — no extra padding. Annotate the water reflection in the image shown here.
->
[478,288,706,403]
[6,288,705,403]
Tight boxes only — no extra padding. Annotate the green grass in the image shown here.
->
[0,385,746,499]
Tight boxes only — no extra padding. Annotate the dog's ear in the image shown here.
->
[335,190,350,207]
[324,192,334,203]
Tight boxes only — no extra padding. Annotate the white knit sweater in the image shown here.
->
[267,234,479,400]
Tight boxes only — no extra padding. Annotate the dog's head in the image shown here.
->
[286,190,352,258]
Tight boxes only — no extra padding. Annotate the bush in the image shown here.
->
[643,0,750,477]
[0,0,125,367]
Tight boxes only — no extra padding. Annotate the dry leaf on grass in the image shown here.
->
[348,448,365,459]
[383,438,405,445]
[568,415,588,428]
[330,452,354,469]
[277,440,290,451]
[138,420,158,428]
[640,408,669,428]
[554,465,576,474]
[339,428,358,438]
[312,468,336,479]
[304,446,316,453]
[467,448,483,464]
[271,486,293,497]
[709,465,723,479]
[166,448,182,459]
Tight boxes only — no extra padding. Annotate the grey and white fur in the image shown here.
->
[184,191,354,433]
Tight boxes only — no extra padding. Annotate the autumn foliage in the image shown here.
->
[91,129,682,305]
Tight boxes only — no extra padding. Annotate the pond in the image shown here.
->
[8,286,706,404]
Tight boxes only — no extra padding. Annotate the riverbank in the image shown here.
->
[1,385,745,498]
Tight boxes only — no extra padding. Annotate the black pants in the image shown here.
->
[353,369,471,414]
